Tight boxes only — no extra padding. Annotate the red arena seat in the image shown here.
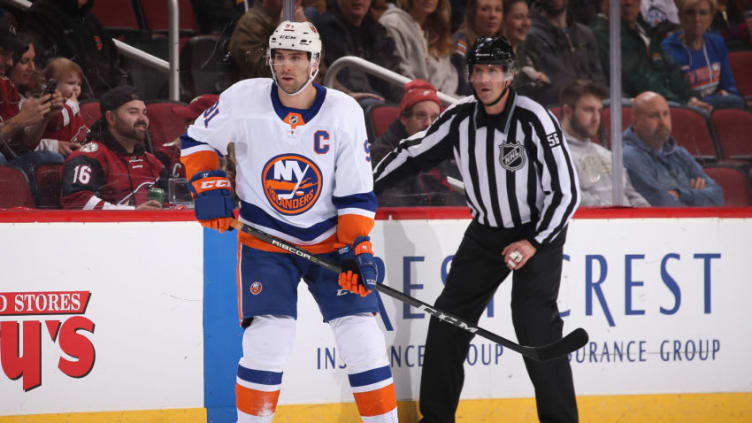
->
[711,108,752,161]
[599,105,632,147]
[0,166,35,208]
[140,0,198,34]
[79,100,101,128]
[91,0,140,31]
[703,165,752,207]
[729,51,752,101]
[367,105,400,139]
[33,164,63,209]
[669,107,719,161]
[146,100,190,149]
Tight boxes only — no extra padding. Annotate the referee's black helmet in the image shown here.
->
[466,36,515,71]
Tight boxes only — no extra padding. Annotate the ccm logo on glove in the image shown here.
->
[192,177,232,194]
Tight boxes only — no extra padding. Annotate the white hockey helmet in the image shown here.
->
[267,21,322,95]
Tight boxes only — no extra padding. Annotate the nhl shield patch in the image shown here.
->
[499,142,526,171]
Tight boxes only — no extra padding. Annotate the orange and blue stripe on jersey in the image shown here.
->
[334,192,378,247]
[180,133,220,180]
[348,365,398,420]
[237,190,377,253]
[236,365,282,420]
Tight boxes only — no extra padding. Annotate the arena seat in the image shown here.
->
[179,34,232,101]
[0,166,35,208]
[703,164,752,207]
[669,107,719,162]
[33,164,63,209]
[91,0,141,32]
[711,108,752,161]
[728,51,752,102]
[80,100,101,127]
[599,105,631,148]
[146,100,189,149]
[139,0,199,35]
[366,105,400,140]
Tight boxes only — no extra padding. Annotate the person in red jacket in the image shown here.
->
[61,85,166,210]
[41,57,89,155]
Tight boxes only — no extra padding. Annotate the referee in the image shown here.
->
[373,37,580,423]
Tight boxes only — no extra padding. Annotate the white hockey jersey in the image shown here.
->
[181,79,377,252]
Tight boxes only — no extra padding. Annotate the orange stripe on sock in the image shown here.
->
[352,383,397,417]
[236,383,280,417]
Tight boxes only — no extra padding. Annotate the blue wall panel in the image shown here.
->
[203,229,244,423]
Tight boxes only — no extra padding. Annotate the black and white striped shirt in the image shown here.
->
[373,90,580,248]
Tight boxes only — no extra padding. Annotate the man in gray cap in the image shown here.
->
[60,85,166,209]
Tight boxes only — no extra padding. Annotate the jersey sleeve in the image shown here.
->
[44,99,89,143]
[528,108,580,247]
[372,102,462,192]
[333,101,377,246]
[61,153,133,210]
[180,92,236,179]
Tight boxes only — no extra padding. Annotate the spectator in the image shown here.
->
[314,0,402,104]
[371,0,389,20]
[8,33,38,97]
[452,0,502,95]
[662,0,746,109]
[370,79,463,206]
[453,0,503,58]
[228,0,307,81]
[641,0,681,27]
[559,79,649,207]
[518,0,606,106]
[0,19,29,165]
[591,0,713,112]
[61,86,166,210]
[22,0,129,99]
[715,0,752,47]
[380,0,460,96]
[164,94,220,178]
[0,18,64,173]
[622,91,723,206]
[41,57,89,156]
[502,0,551,94]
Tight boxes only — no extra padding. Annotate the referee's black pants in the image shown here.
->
[419,220,578,423]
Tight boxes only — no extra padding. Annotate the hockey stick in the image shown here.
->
[229,219,589,362]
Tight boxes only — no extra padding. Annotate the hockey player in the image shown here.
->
[180,21,398,423]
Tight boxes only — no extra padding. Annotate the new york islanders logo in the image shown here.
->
[262,154,322,215]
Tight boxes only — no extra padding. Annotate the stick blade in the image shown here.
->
[535,328,589,361]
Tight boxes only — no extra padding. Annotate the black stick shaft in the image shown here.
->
[230,219,587,361]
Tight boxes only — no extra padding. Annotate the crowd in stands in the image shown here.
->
[0,0,751,211]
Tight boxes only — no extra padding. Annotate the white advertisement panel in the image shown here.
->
[0,222,205,415]
[0,216,749,416]
[277,217,752,404]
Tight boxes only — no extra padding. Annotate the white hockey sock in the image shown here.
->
[236,315,295,423]
[330,313,399,423]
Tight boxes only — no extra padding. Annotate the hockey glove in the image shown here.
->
[338,236,379,297]
[189,170,235,233]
